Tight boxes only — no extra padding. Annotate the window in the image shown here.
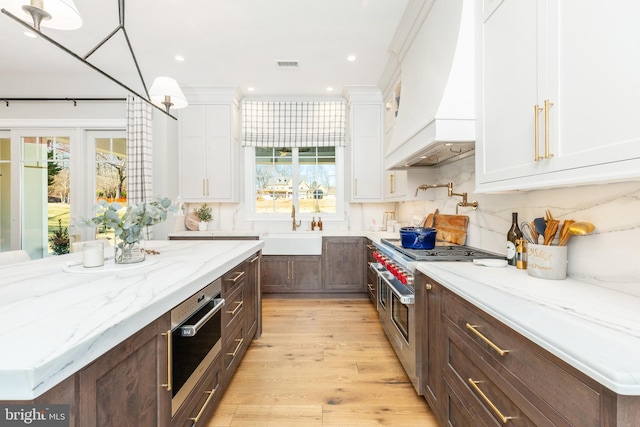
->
[92,132,127,242]
[241,100,346,220]
[248,146,343,219]
[21,134,71,258]
[0,133,11,251]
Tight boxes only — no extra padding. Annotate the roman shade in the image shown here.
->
[241,101,346,147]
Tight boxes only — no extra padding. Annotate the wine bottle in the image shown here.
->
[506,212,523,266]
[318,217,323,231]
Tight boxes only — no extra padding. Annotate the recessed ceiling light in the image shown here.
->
[248,87,255,92]
[24,31,37,39]
[347,55,356,62]
[326,87,334,92]
[175,55,185,62]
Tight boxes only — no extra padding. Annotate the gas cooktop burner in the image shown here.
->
[380,238,504,262]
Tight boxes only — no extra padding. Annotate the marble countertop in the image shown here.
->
[168,229,399,239]
[416,262,640,395]
[0,239,263,400]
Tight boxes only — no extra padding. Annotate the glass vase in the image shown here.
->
[114,235,145,264]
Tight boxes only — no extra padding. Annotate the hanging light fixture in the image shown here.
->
[2,0,82,31]
[149,77,188,114]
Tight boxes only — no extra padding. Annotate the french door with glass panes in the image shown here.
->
[20,132,73,259]
[8,129,126,259]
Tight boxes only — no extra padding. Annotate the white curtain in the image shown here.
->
[126,95,153,205]
[241,101,346,147]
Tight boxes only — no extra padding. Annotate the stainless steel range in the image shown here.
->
[370,239,504,395]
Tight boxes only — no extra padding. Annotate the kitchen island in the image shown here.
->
[0,239,263,401]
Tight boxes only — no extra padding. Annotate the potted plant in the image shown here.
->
[194,204,212,231]
[49,218,70,255]
[85,196,175,263]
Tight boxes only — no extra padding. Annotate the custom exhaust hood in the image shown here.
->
[384,0,474,169]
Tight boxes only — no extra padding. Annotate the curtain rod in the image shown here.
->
[2,98,126,107]
[0,6,177,120]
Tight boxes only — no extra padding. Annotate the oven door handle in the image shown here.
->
[368,262,384,274]
[381,274,414,305]
[179,298,225,337]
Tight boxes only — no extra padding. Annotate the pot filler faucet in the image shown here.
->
[291,205,301,231]
[414,182,479,214]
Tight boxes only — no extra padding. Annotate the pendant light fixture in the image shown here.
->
[149,77,188,114]
[2,0,82,31]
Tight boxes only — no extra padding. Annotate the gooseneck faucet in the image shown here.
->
[414,182,479,214]
[291,205,301,231]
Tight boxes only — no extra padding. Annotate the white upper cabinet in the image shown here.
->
[178,102,239,201]
[476,0,640,192]
[351,102,383,201]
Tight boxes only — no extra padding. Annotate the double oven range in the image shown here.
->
[370,238,504,394]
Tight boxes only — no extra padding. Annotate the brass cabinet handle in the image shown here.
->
[226,300,243,315]
[533,104,543,161]
[468,378,513,424]
[367,283,374,291]
[425,283,432,291]
[366,244,376,250]
[389,173,395,193]
[188,386,218,425]
[543,99,554,159]
[250,254,259,263]
[225,271,245,283]
[226,338,244,357]
[161,330,172,391]
[466,323,509,356]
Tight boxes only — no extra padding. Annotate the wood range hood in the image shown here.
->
[384,0,475,170]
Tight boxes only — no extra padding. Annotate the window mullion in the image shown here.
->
[292,148,299,210]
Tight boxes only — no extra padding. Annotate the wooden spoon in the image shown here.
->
[543,219,559,245]
[557,220,575,246]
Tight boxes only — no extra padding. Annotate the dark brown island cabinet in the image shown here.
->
[2,252,261,427]
[415,272,640,427]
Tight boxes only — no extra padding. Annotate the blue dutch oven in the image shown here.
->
[399,227,437,249]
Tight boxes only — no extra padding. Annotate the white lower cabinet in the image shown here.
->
[476,0,640,192]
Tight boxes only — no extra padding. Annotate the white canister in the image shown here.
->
[83,242,105,268]
[527,244,567,280]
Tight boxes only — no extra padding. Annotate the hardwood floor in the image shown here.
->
[207,298,439,426]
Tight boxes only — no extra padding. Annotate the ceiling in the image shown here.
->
[0,0,410,100]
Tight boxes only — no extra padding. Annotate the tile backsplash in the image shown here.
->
[396,156,640,284]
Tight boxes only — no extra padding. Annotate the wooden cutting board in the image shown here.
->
[434,214,469,245]
[422,209,438,228]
